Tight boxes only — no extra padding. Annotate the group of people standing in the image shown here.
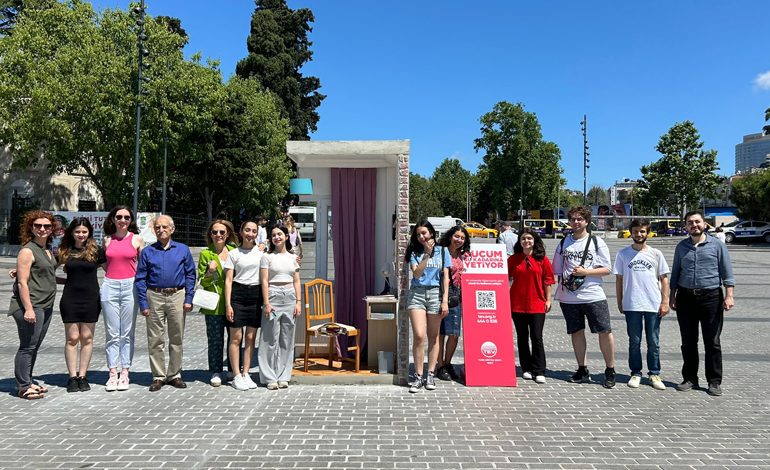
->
[405,206,735,397]
[9,208,303,399]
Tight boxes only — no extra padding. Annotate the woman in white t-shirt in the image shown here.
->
[258,225,301,390]
[223,221,263,391]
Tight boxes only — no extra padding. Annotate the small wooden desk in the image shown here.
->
[364,295,398,371]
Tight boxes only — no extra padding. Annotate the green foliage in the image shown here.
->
[587,185,608,205]
[0,0,24,35]
[430,158,472,219]
[236,0,324,140]
[156,15,188,46]
[473,102,562,219]
[408,173,440,223]
[636,121,720,219]
[731,170,770,221]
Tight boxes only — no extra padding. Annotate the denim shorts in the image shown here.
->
[560,300,612,334]
[440,305,462,336]
[407,285,441,314]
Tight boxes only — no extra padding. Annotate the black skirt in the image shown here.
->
[227,282,262,329]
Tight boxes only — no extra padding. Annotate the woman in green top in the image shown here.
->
[10,211,57,399]
[197,219,238,387]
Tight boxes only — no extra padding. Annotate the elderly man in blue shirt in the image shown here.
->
[670,210,735,397]
[135,215,196,392]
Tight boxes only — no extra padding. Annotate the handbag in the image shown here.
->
[192,280,220,311]
[560,235,596,292]
[441,247,462,308]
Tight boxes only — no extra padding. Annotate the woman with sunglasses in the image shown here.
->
[223,220,264,390]
[101,206,144,391]
[9,211,57,399]
[258,225,301,390]
[507,228,555,384]
[435,225,471,382]
[197,219,238,387]
[57,218,106,392]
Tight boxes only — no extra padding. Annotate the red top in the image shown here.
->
[507,253,555,314]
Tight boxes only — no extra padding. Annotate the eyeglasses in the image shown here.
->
[569,217,585,222]
[210,230,227,236]
[33,223,53,230]
[115,215,131,221]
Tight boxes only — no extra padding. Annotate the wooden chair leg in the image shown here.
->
[304,334,311,372]
[355,334,360,373]
[328,336,334,369]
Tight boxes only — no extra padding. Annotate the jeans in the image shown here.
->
[511,313,546,375]
[675,288,724,385]
[624,311,661,376]
[101,277,138,369]
[12,306,53,391]
[258,285,296,384]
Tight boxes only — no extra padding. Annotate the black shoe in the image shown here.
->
[603,368,616,389]
[446,365,460,381]
[149,380,164,392]
[66,377,80,393]
[77,376,91,392]
[707,383,722,396]
[675,380,699,392]
[435,366,451,381]
[570,367,590,383]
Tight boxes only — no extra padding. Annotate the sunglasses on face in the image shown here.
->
[210,230,227,236]
[115,215,131,221]
[33,223,53,230]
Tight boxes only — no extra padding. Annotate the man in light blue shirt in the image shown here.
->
[670,210,735,397]
[497,223,518,257]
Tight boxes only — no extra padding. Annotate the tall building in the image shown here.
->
[735,133,770,173]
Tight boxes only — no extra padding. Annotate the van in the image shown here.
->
[426,216,464,239]
[288,206,316,241]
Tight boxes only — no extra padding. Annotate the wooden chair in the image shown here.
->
[303,278,360,373]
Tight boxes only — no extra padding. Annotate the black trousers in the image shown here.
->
[512,313,546,376]
[675,288,724,385]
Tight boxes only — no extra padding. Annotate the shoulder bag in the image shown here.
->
[560,236,596,292]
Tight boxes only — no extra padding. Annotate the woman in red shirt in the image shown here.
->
[508,228,555,384]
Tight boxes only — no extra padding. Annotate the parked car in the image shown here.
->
[617,229,658,239]
[650,220,687,237]
[427,216,464,239]
[523,219,568,238]
[463,221,498,238]
[721,220,770,243]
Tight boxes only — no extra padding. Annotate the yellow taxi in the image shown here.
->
[462,221,498,238]
[618,228,658,239]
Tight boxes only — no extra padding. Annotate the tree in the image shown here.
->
[430,158,472,219]
[587,185,608,205]
[636,121,721,219]
[409,173,440,223]
[764,107,770,136]
[473,102,562,219]
[156,15,188,46]
[236,0,324,140]
[731,170,770,221]
[0,0,23,34]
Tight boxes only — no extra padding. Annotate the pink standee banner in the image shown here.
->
[461,244,517,387]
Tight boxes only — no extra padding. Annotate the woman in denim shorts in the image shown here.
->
[405,220,450,393]
[435,226,470,382]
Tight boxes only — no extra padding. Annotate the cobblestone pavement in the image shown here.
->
[0,239,768,469]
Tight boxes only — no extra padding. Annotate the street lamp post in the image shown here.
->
[581,115,589,206]
[132,0,148,215]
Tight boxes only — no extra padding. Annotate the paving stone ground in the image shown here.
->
[0,239,768,469]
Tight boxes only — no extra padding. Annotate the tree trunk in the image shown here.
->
[203,186,214,222]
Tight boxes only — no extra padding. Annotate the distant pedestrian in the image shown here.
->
[552,206,617,388]
[101,206,144,391]
[197,219,238,387]
[497,222,519,257]
[435,225,470,382]
[613,219,670,390]
[258,225,302,390]
[135,215,196,392]
[508,228,555,384]
[10,211,57,399]
[57,218,105,393]
[670,210,735,396]
[255,215,268,251]
[283,215,303,261]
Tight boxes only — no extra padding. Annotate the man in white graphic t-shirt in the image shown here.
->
[613,219,670,391]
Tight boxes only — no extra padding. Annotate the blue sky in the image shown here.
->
[91,1,770,190]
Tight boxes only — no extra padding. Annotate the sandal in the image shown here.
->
[18,388,45,400]
[29,383,48,393]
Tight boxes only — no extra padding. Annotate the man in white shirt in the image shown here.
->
[613,219,670,390]
[552,206,616,388]
[255,215,268,251]
[497,222,518,257]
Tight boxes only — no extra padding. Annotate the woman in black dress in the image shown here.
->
[57,217,105,392]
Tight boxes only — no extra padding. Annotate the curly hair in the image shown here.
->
[439,225,471,255]
[568,206,592,224]
[58,218,100,264]
[103,205,139,235]
[205,219,238,246]
[20,210,55,247]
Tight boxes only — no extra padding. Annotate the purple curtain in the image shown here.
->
[331,168,376,357]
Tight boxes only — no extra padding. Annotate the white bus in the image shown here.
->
[288,206,317,241]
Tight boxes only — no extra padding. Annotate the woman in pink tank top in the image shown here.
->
[100,206,144,391]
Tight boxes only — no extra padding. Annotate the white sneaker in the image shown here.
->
[522,371,533,380]
[649,375,666,390]
[210,373,222,387]
[534,375,546,384]
[244,374,258,389]
[232,375,249,391]
[117,371,130,391]
[105,372,118,392]
[278,381,289,389]
[267,382,279,390]
[627,375,642,388]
